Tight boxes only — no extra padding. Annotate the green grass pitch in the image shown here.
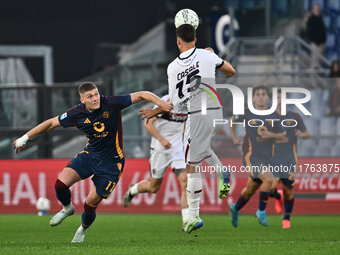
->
[0,214,339,255]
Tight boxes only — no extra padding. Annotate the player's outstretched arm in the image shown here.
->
[138,107,163,121]
[130,91,173,112]
[295,129,311,139]
[219,61,235,77]
[144,118,171,149]
[261,130,286,140]
[13,116,61,153]
[204,47,235,77]
[229,116,242,145]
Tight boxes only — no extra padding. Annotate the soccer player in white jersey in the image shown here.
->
[123,94,189,229]
[139,24,235,233]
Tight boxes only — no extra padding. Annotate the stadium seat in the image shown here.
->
[313,146,331,156]
[325,49,339,62]
[323,15,332,30]
[326,32,336,48]
[336,118,340,135]
[302,137,318,148]
[323,90,329,101]
[331,145,340,156]
[298,144,314,157]
[318,137,335,147]
[303,118,319,136]
[309,90,328,117]
[304,0,311,12]
[319,117,336,135]
[328,0,340,12]
[311,0,324,10]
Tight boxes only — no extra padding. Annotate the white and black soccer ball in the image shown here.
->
[36,197,51,212]
[174,9,199,30]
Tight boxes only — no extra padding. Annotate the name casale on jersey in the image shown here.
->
[168,48,225,113]
[177,61,199,81]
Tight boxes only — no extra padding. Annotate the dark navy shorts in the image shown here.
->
[272,162,296,189]
[243,156,272,184]
[66,151,125,199]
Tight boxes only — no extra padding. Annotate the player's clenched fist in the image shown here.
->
[13,134,29,153]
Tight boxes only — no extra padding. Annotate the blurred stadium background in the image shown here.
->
[0,0,339,217]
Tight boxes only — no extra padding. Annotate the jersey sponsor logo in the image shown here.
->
[250,120,257,125]
[103,111,109,119]
[60,112,67,120]
[94,131,108,138]
[93,122,105,133]
[84,118,91,124]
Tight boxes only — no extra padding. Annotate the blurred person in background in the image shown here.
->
[329,60,340,78]
[326,78,340,116]
[269,90,310,229]
[306,4,326,68]
[123,94,189,230]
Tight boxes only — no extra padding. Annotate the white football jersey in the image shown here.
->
[167,48,224,113]
[150,95,186,152]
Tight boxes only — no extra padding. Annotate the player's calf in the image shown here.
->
[50,179,75,226]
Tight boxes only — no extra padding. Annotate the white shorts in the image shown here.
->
[149,149,186,179]
[184,108,222,166]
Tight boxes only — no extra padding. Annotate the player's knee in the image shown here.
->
[242,187,254,198]
[84,202,97,212]
[263,178,273,187]
[247,188,256,197]
[55,179,68,190]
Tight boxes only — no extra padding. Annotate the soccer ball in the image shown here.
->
[36,197,51,212]
[174,9,199,30]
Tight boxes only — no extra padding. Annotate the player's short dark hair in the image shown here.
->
[252,85,269,97]
[176,24,196,43]
[78,82,97,95]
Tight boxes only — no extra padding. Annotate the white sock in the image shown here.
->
[130,183,139,195]
[181,208,190,224]
[186,172,202,222]
[77,225,87,234]
[63,203,73,213]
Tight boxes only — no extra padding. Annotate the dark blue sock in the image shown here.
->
[82,203,96,229]
[235,195,249,211]
[223,168,230,184]
[269,189,281,199]
[258,191,269,211]
[55,179,71,206]
[284,198,294,220]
